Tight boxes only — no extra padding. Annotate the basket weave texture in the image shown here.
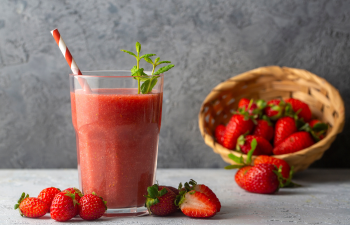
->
[199,66,345,172]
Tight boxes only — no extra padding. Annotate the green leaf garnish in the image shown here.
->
[154,64,175,75]
[121,42,174,94]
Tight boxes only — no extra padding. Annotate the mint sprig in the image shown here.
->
[121,42,174,94]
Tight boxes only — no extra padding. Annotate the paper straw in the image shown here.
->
[51,28,91,92]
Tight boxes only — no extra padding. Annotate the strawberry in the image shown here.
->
[235,166,252,190]
[14,193,48,218]
[244,164,280,194]
[237,135,273,155]
[62,187,83,216]
[238,99,266,116]
[274,117,297,147]
[254,155,290,180]
[264,99,285,120]
[145,184,178,216]
[252,117,274,141]
[175,182,217,218]
[166,186,180,195]
[38,187,61,212]
[285,98,312,122]
[189,180,221,212]
[273,131,315,155]
[223,114,254,150]
[50,191,78,222]
[238,98,250,108]
[79,192,107,220]
[215,124,226,145]
[308,119,328,140]
[226,140,291,193]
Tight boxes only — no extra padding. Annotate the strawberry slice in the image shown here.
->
[178,191,217,218]
[193,184,221,212]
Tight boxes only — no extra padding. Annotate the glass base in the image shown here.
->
[104,207,149,217]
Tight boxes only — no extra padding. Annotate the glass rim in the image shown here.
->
[69,70,164,78]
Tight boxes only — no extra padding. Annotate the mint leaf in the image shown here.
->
[154,57,160,64]
[140,53,156,59]
[143,57,153,64]
[157,61,171,65]
[153,64,175,75]
[228,153,244,164]
[135,42,141,54]
[131,65,137,74]
[224,164,244,170]
[121,50,136,58]
[141,77,158,94]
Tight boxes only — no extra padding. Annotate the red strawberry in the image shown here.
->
[223,114,254,150]
[79,192,107,220]
[190,181,221,212]
[50,192,78,222]
[273,131,315,155]
[14,193,48,218]
[252,117,274,141]
[274,117,297,147]
[285,98,312,122]
[145,184,178,216]
[264,99,285,120]
[237,135,273,155]
[62,187,83,216]
[235,166,253,190]
[38,187,61,212]
[166,186,180,195]
[254,155,290,180]
[215,124,226,145]
[238,98,250,108]
[176,190,217,218]
[244,163,280,194]
[308,119,328,140]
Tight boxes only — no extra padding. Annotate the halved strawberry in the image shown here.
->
[191,182,221,212]
[223,114,254,150]
[175,182,217,219]
[237,135,273,155]
[273,131,314,155]
[215,125,226,145]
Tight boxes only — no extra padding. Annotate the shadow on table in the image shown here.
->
[293,169,350,184]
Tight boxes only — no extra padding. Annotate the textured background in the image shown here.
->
[0,0,349,168]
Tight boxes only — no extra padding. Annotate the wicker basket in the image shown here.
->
[199,66,345,172]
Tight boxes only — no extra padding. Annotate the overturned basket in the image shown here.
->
[199,66,345,172]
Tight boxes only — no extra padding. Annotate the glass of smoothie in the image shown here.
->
[69,70,163,215]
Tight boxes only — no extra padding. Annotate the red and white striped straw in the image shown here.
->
[51,28,91,92]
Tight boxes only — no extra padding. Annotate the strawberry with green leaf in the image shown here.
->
[144,184,178,216]
[301,119,328,141]
[236,134,273,155]
[264,99,286,121]
[121,42,174,94]
[14,193,48,218]
[225,139,293,194]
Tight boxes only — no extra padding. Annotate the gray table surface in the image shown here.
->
[0,169,349,225]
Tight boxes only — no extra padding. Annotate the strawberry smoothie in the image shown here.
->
[71,88,162,209]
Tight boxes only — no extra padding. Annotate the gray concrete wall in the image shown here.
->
[0,0,349,168]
